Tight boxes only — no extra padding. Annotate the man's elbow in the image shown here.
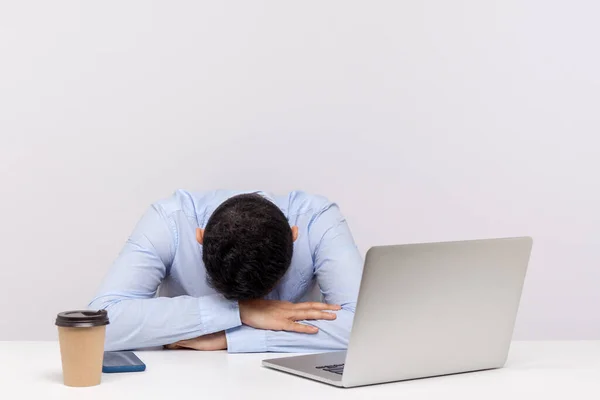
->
[88,293,121,311]
[316,308,355,351]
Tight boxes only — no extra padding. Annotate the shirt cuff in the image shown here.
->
[197,294,241,333]
[225,325,268,353]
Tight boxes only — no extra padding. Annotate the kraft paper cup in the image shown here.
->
[55,310,109,387]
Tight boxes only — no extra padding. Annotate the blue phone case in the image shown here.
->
[102,351,146,373]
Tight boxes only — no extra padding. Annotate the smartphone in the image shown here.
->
[102,351,146,373]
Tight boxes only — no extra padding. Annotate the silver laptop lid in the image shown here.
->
[342,237,532,387]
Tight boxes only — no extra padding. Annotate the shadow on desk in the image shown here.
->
[40,369,134,386]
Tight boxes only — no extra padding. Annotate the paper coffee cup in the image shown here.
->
[55,310,109,387]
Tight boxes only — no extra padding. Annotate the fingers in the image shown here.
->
[290,310,337,321]
[284,322,319,334]
[170,340,198,350]
[293,302,342,311]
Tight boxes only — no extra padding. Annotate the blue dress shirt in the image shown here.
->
[89,190,363,353]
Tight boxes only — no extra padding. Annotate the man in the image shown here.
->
[89,190,363,353]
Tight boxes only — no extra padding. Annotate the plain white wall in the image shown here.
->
[1,1,598,341]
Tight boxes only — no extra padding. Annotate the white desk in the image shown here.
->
[1,341,599,399]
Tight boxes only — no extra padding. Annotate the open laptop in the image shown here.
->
[263,237,533,387]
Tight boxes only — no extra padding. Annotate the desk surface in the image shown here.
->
[1,341,599,399]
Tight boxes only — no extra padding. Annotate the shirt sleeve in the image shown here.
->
[225,202,363,353]
[89,205,241,351]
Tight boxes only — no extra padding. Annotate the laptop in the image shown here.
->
[262,237,533,387]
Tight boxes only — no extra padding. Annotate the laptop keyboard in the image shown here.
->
[316,363,345,375]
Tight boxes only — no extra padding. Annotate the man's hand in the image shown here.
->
[239,299,340,334]
[165,331,227,351]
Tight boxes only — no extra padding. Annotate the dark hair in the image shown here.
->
[202,193,293,300]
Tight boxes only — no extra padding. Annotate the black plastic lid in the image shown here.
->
[55,310,109,328]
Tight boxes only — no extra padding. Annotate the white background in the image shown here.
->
[0,1,598,341]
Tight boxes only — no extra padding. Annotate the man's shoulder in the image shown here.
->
[283,191,333,216]
[153,189,236,218]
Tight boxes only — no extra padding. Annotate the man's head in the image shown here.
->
[197,194,298,301]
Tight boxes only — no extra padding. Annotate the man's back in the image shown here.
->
[153,190,338,302]
[90,190,363,353]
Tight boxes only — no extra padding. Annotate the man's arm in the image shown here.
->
[225,202,363,353]
[88,205,242,351]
